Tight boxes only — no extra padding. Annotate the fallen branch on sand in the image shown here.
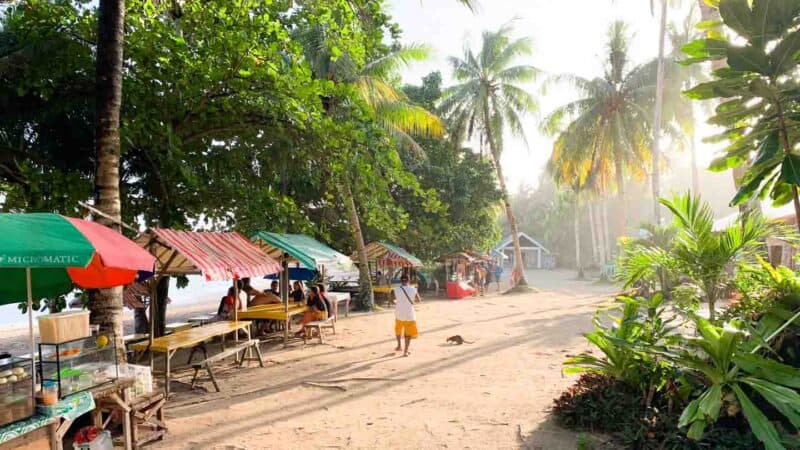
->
[317,377,406,383]
[302,382,347,392]
[400,398,426,407]
[485,420,510,426]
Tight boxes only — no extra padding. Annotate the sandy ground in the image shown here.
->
[146,270,617,450]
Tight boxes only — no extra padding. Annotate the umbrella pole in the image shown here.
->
[149,279,156,371]
[25,268,36,395]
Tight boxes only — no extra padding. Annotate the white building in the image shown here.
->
[493,232,552,270]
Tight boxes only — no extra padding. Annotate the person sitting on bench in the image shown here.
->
[294,285,328,337]
[291,281,306,303]
[245,284,281,307]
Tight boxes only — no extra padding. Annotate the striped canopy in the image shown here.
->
[251,232,356,279]
[361,241,423,268]
[136,229,282,281]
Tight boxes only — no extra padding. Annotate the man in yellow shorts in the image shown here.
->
[393,275,421,357]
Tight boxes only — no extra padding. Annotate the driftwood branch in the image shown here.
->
[302,382,347,392]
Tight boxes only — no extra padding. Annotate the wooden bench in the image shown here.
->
[303,316,336,344]
[129,392,167,449]
[190,339,264,392]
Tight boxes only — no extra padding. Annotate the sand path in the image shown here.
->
[150,270,615,450]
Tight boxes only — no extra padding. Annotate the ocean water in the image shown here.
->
[0,275,245,328]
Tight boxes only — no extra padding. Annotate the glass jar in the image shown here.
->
[41,381,58,405]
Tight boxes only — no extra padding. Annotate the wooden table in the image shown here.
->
[164,322,192,334]
[238,304,308,346]
[327,292,351,320]
[186,314,216,327]
[130,321,251,396]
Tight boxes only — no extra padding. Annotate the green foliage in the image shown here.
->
[656,316,800,449]
[622,193,781,321]
[616,223,679,293]
[544,21,659,199]
[553,373,762,449]
[393,72,502,260]
[564,294,680,393]
[683,0,800,213]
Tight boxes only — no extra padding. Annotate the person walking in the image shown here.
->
[392,274,421,357]
[494,264,503,291]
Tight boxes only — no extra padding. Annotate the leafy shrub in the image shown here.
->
[564,294,679,394]
[553,373,643,433]
[553,373,763,450]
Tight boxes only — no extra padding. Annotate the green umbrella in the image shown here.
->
[0,213,156,391]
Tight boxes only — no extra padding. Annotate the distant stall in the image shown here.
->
[357,242,423,297]
[251,232,358,282]
[251,232,358,321]
[441,252,477,299]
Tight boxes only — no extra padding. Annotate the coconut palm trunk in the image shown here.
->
[484,108,528,287]
[588,200,599,265]
[89,0,126,364]
[602,200,611,261]
[652,0,668,224]
[574,194,584,279]
[614,156,628,238]
[690,133,700,193]
[343,178,375,310]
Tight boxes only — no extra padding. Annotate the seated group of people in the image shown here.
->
[216,278,332,337]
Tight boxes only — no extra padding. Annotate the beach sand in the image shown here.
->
[143,270,616,450]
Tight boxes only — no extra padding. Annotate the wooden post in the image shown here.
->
[233,279,239,344]
[282,255,289,346]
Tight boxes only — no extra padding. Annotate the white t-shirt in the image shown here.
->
[394,285,417,321]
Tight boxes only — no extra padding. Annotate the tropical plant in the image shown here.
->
[682,0,800,229]
[665,5,706,193]
[626,193,778,321]
[616,223,679,294]
[440,23,540,288]
[544,21,655,239]
[659,316,800,449]
[564,294,679,393]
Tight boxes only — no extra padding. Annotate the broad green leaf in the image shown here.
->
[679,397,702,428]
[698,384,723,422]
[687,418,708,440]
[769,30,800,76]
[731,163,777,205]
[751,132,781,168]
[681,38,728,61]
[719,0,753,41]
[734,353,800,388]
[732,384,785,450]
[752,0,800,43]
[743,377,800,429]
[727,45,772,75]
[780,154,800,185]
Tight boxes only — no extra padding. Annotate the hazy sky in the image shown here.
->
[387,0,707,192]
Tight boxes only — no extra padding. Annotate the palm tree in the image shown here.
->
[543,21,654,241]
[440,23,540,289]
[651,0,668,224]
[90,0,126,363]
[634,193,777,321]
[665,7,705,193]
[296,27,443,309]
[547,154,593,279]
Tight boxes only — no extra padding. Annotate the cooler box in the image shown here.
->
[446,281,475,299]
[38,311,91,344]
